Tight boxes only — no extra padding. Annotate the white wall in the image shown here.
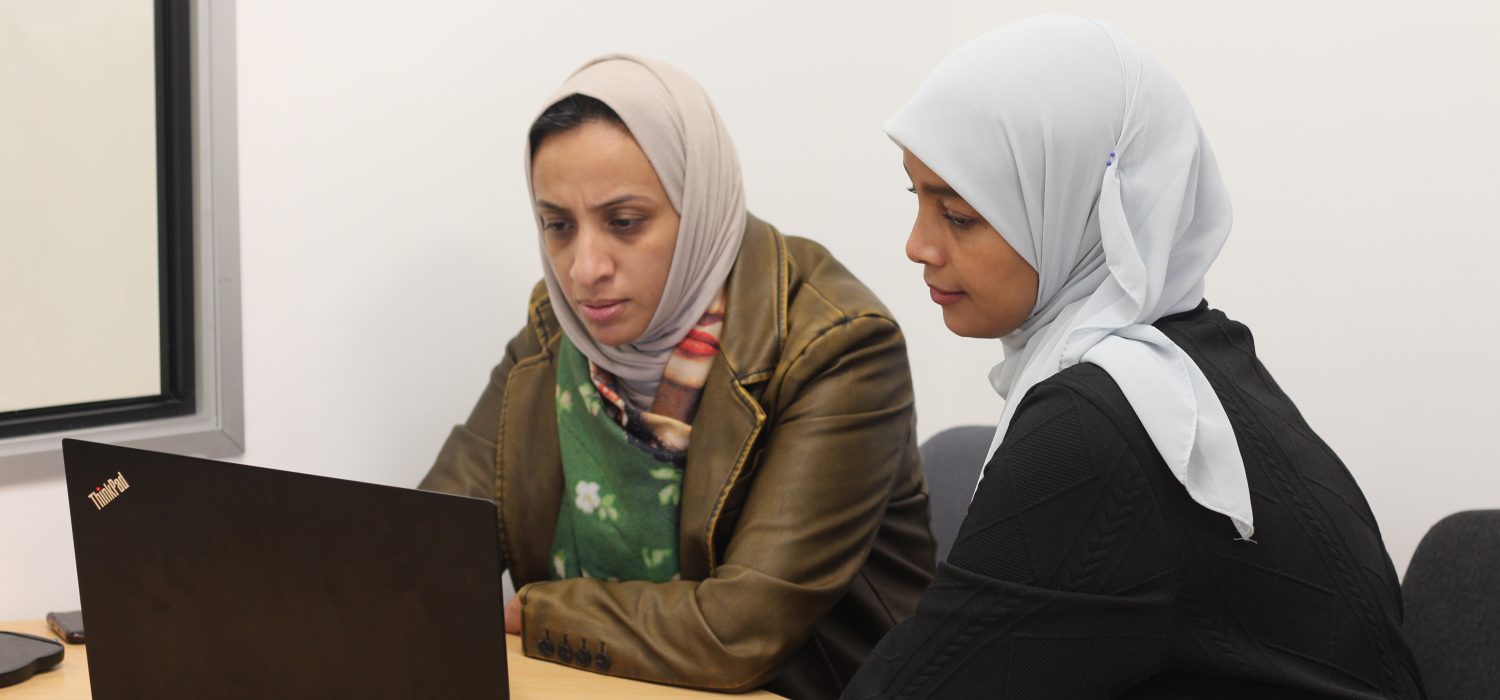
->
[4,0,1498,622]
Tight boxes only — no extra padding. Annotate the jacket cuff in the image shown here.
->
[517,581,618,676]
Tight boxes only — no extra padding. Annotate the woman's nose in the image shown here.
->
[906,218,944,267]
[570,228,615,287]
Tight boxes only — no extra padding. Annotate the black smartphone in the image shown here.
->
[44,611,85,644]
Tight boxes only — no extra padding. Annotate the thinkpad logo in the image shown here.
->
[88,471,131,510]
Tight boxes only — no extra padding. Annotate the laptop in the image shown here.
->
[62,439,509,699]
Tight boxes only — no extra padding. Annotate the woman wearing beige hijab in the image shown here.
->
[420,55,935,698]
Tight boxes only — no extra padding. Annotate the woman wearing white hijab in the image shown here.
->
[420,55,935,698]
[844,16,1424,699]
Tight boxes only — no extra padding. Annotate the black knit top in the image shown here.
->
[843,303,1425,699]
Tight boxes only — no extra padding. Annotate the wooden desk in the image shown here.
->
[0,620,777,698]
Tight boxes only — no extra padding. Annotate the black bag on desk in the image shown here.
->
[0,631,64,688]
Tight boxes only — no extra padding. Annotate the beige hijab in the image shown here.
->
[526,55,747,408]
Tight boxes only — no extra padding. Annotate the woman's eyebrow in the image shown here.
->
[920,182,962,199]
[901,163,963,199]
[590,194,644,212]
[535,195,647,213]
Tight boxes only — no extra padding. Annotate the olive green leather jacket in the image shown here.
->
[419,216,934,698]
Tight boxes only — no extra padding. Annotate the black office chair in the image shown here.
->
[919,425,993,562]
[1401,509,1500,700]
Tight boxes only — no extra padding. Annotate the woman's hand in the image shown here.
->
[504,594,522,635]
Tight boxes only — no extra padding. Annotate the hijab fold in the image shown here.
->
[526,55,746,408]
[886,15,1253,539]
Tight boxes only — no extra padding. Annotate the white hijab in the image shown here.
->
[527,55,747,408]
[886,15,1253,539]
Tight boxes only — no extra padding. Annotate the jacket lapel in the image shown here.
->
[678,215,786,577]
[504,294,565,587]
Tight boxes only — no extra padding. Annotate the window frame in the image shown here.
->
[0,0,243,474]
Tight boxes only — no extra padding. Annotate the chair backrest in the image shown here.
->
[1402,509,1500,700]
[919,425,993,562]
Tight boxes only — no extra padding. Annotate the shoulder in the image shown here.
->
[988,363,1168,512]
[485,280,558,384]
[753,233,912,411]
[523,280,561,347]
[782,234,897,326]
[952,365,1177,589]
[998,363,1187,490]
[780,234,903,353]
[1007,363,1139,438]
[780,234,906,367]
[1016,361,1206,452]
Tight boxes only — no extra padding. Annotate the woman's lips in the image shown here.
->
[928,285,966,306]
[579,299,627,323]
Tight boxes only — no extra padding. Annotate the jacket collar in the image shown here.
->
[716,214,787,384]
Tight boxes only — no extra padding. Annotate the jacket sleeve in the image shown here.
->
[842,379,1177,699]
[519,313,922,691]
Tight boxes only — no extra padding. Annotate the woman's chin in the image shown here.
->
[941,308,1008,340]
[583,321,645,347]
[940,308,979,338]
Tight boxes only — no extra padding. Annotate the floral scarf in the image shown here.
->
[549,292,724,582]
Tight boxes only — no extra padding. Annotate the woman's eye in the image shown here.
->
[609,217,642,231]
[942,211,976,228]
[542,220,572,235]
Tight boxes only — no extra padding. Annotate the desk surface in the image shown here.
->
[0,619,777,698]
